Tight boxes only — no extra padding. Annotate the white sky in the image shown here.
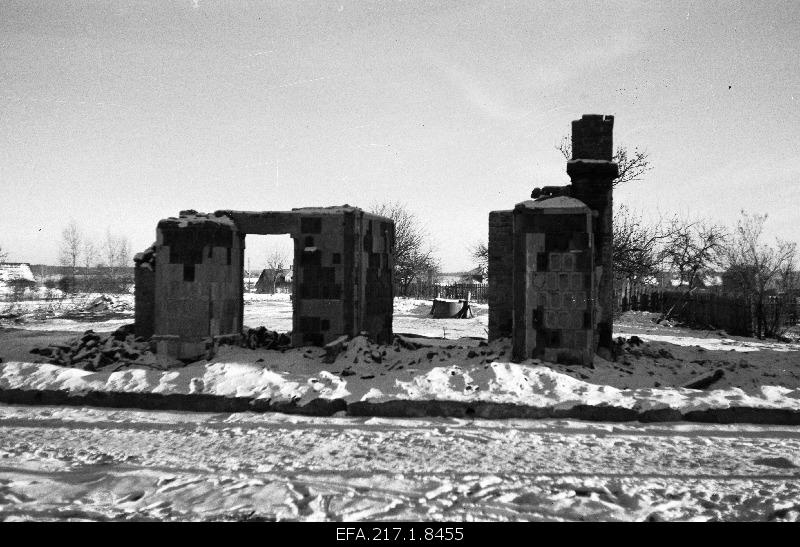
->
[1,0,798,271]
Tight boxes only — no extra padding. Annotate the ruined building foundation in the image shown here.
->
[488,114,618,363]
[134,206,394,360]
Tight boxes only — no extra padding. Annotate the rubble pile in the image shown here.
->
[29,325,173,371]
[133,244,156,271]
[59,295,133,321]
[337,334,390,365]
[242,326,292,350]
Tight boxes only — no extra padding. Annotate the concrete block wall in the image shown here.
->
[568,114,618,354]
[137,207,394,360]
[291,209,393,346]
[133,264,155,339]
[293,213,347,346]
[488,210,514,340]
[151,214,243,360]
[511,200,595,364]
[357,212,394,345]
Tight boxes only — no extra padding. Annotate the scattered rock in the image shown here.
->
[30,325,176,371]
[683,369,724,390]
[243,327,292,351]
[658,348,674,359]
[753,456,798,469]
[323,335,349,364]
[627,336,643,346]
[596,347,613,361]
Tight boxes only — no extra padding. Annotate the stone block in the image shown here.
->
[574,329,588,349]
[559,273,570,291]
[571,272,584,290]
[549,253,562,271]
[559,329,571,349]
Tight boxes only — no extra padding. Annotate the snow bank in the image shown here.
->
[3,357,800,414]
[0,360,349,404]
[615,332,800,353]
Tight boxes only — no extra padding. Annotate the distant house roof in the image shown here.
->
[255,268,293,292]
[0,262,35,283]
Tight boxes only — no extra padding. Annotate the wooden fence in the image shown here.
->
[618,289,799,337]
[396,283,488,303]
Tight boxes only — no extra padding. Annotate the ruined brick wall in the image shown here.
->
[511,199,594,364]
[292,213,345,346]
[571,114,614,160]
[358,212,394,344]
[568,114,618,354]
[152,214,242,359]
[488,210,514,340]
[133,265,155,339]
[141,207,393,359]
[290,209,393,347]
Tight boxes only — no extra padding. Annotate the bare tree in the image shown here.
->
[101,230,132,293]
[264,248,290,294]
[102,231,119,281]
[370,201,439,295]
[82,239,97,291]
[613,206,663,284]
[611,205,680,317]
[661,219,727,291]
[722,211,797,338]
[657,218,727,321]
[469,241,488,276]
[0,244,8,263]
[557,136,652,187]
[58,221,82,292]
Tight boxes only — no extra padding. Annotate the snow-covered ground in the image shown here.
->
[1,297,800,521]
[241,294,489,341]
[0,293,134,333]
[1,297,800,412]
[1,335,800,414]
[243,293,293,333]
[0,406,799,521]
[393,298,488,340]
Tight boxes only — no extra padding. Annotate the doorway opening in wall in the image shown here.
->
[243,234,295,347]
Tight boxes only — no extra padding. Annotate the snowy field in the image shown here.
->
[242,294,489,341]
[2,294,800,521]
[0,406,799,521]
[0,292,134,333]
[2,295,799,409]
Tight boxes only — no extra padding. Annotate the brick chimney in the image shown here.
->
[567,114,618,357]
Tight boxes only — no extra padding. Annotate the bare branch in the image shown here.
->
[58,221,82,291]
[721,211,798,338]
[263,246,291,294]
[613,146,653,187]
[469,241,488,273]
[370,201,439,292]
[556,136,653,187]
[661,218,727,291]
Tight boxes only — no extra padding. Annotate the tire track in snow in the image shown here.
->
[1,406,800,520]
